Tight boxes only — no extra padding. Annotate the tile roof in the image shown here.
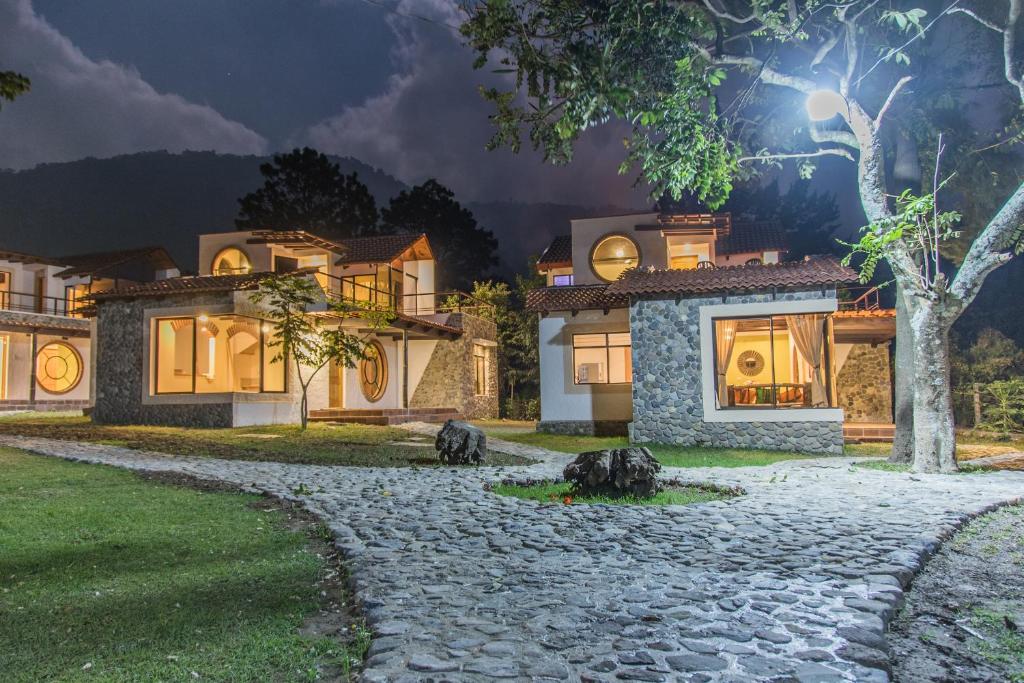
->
[54,246,177,278]
[537,235,573,269]
[0,310,92,335]
[334,233,427,265]
[606,256,858,297]
[0,248,61,266]
[90,272,270,300]
[715,221,788,255]
[525,284,628,313]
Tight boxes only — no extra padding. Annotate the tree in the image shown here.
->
[381,179,498,292]
[236,147,379,238]
[0,71,30,109]
[249,274,392,429]
[462,0,1024,473]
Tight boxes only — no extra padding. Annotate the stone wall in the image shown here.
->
[630,290,844,455]
[537,420,629,436]
[409,312,499,419]
[837,342,893,423]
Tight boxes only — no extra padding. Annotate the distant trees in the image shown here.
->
[0,71,30,109]
[381,179,498,292]
[236,147,379,238]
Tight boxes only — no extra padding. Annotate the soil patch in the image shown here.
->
[889,504,1024,682]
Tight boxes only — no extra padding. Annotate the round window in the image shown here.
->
[36,341,83,394]
[211,247,252,275]
[590,235,639,282]
[360,341,388,402]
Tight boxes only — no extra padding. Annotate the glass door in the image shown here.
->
[0,334,8,399]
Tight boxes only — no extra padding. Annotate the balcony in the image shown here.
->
[0,290,88,318]
[318,273,492,318]
[838,285,882,312]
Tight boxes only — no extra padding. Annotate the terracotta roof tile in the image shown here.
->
[606,256,857,297]
[715,221,788,255]
[91,272,270,300]
[537,235,573,269]
[525,284,628,313]
[0,310,92,335]
[54,246,178,278]
[334,233,427,265]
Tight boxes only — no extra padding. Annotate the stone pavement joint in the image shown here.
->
[2,433,1022,682]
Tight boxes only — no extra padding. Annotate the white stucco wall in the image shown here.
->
[538,308,633,422]
[569,213,662,286]
[2,331,92,402]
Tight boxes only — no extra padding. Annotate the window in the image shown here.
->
[65,284,89,317]
[590,235,639,282]
[153,315,285,394]
[572,332,631,384]
[473,344,489,395]
[552,274,574,287]
[667,241,710,270]
[712,314,834,409]
[0,334,8,399]
[36,341,83,394]
[360,340,388,402]
[0,271,9,310]
[211,247,252,275]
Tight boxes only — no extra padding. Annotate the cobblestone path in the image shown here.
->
[2,433,1022,682]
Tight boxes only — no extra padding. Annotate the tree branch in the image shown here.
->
[700,0,758,24]
[738,148,855,163]
[810,125,859,150]
[706,52,819,94]
[949,7,1004,33]
[875,75,914,127]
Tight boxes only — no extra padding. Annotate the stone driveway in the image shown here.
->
[2,432,1023,683]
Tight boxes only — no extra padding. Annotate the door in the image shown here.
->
[328,358,345,408]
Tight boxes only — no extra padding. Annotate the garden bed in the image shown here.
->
[486,477,742,506]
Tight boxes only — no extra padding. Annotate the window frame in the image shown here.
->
[152,314,287,396]
[571,332,632,385]
[473,343,489,396]
[552,274,574,287]
[211,247,253,276]
[35,340,84,395]
[589,233,641,283]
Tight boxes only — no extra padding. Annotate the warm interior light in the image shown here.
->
[806,89,846,121]
[197,314,209,323]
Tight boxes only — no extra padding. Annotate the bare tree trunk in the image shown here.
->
[300,391,308,430]
[890,281,915,462]
[909,303,957,472]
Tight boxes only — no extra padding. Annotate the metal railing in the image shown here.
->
[0,290,87,318]
[312,272,492,317]
[838,285,881,312]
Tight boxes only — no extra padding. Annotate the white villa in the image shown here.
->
[89,230,498,427]
[527,212,897,453]
[0,246,179,412]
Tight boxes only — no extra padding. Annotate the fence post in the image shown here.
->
[973,382,983,427]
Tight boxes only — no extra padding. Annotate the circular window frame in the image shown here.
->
[589,233,641,283]
[359,340,388,402]
[35,341,84,395]
[211,247,253,276]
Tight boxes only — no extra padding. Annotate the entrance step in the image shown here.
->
[308,407,461,426]
[844,423,895,443]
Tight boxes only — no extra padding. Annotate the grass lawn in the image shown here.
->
[483,429,841,467]
[0,447,367,682]
[490,480,733,506]
[0,414,531,467]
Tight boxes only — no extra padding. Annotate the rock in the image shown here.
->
[435,420,486,465]
[563,448,661,497]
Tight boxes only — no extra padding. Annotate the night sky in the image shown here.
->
[0,0,654,208]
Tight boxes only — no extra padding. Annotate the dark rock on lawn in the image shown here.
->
[563,447,661,497]
[435,420,486,465]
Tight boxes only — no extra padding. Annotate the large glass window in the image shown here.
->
[590,235,639,282]
[572,332,631,384]
[712,314,834,409]
[36,341,83,395]
[211,247,252,275]
[153,315,285,395]
[0,334,7,399]
[473,344,489,396]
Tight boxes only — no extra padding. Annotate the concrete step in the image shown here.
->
[308,408,461,426]
[844,423,895,443]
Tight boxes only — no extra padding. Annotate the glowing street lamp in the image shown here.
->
[805,89,847,121]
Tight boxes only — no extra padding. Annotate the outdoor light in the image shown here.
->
[197,314,209,323]
[805,89,847,121]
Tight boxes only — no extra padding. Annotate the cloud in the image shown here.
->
[0,0,267,170]
[303,0,645,207]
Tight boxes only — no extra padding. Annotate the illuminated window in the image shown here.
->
[572,332,631,384]
[712,314,835,409]
[211,247,252,275]
[153,315,285,395]
[0,271,10,310]
[590,235,639,282]
[360,341,388,402]
[473,344,489,395]
[36,341,83,395]
[552,274,574,286]
[0,334,9,399]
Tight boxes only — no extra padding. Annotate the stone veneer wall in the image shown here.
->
[837,342,893,423]
[409,312,499,419]
[537,420,630,436]
[630,289,844,455]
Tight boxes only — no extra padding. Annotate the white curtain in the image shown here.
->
[715,320,739,407]
[786,314,827,407]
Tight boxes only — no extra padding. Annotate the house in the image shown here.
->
[0,246,179,412]
[89,230,499,428]
[527,212,897,454]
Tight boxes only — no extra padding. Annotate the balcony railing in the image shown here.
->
[313,273,492,318]
[838,285,882,312]
[0,290,87,318]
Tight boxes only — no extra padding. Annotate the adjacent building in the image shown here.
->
[90,230,499,427]
[0,246,179,412]
[527,212,896,454]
